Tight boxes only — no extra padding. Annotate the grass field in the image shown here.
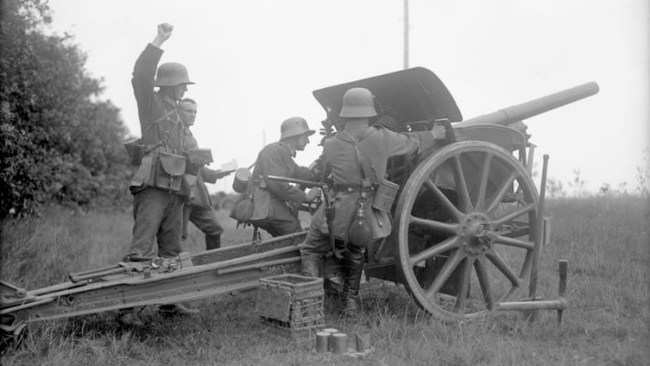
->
[1,196,648,365]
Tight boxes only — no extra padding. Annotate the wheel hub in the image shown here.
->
[459,212,494,255]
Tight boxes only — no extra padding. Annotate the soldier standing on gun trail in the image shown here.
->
[178,98,231,250]
[119,23,198,326]
[246,117,322,237]
[300,87,448,316]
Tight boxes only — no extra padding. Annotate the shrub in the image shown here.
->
[0,0,132,219]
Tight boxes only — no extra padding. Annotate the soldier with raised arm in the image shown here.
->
[119,23,198,326]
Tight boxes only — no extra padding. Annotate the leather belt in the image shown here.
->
[333,184,376,193]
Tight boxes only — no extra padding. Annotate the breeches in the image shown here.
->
[127,187,184,259]
[182,204,223,239]
[255,218,302,238]
[300,226,364,258]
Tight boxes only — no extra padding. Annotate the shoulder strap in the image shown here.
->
[142,108,178,136]
[338,131,379,186]
[144,107,186,152]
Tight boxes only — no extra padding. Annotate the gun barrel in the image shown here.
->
[454,82,599,128]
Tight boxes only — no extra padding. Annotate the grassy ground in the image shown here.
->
[1,196,648,365]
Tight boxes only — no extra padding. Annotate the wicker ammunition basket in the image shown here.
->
[256,274,324,340]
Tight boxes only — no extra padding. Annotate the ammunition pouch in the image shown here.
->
[150,152,186,192]
[372,179,399,212]
[124,138,144,166]
[129,151,185,193]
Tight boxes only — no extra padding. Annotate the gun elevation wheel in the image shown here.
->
[394,141,540,321]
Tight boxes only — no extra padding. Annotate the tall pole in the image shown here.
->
[403,0,409,69]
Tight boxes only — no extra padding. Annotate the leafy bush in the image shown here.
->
[0,0,132,219]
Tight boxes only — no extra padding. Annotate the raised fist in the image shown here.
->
[157,23,174,39]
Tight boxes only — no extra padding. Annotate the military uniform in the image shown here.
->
[301,123,438,314]
[248,141,317,237]
[302,124,436,255]
[180,127,223,250]
[125,43,186,260]
[117,23,202,326]
[300,86,446,315]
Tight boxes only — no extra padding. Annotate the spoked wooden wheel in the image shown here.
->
[394,141,540,321]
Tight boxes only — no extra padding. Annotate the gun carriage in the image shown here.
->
[311,68,597,320]
[1,68,597,344]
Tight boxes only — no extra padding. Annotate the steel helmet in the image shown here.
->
[339,87,377,118]
[155,62,195,87]
[280,117,315,141]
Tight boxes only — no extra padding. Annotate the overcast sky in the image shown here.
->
[46,0,649,194]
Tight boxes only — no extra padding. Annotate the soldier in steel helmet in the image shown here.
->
[119,23,199,326]
[300,87,448,316]
[246,117,322,237]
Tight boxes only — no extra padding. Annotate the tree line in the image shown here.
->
[0,0,132,220]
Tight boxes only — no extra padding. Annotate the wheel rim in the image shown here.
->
[395,141,539,321]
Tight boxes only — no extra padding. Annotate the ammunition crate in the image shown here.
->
[256,274,324,340]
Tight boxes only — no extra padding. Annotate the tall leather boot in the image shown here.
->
[341,246,365,316]
[205,234,221,251]
[300,253,321,278]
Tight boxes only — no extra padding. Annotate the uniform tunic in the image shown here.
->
[132,45,185,152]
[180,127,223,242]
[302,123,436,255]
[125,43,185,260]
[248,141,317,237]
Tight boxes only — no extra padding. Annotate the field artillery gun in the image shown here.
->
[0,68,596,347]
[310,67,597,321]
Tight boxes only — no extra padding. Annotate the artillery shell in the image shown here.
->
[331,333,347,354]
[322,328,338,351]
[315,332,329,352]
[356,333,370,352]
